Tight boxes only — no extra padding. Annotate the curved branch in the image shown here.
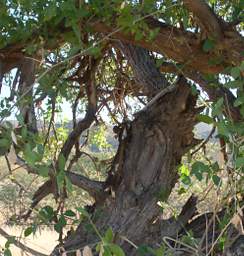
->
[1,15,243,77]
[183,0,223,39]
[18,171,106,220]
[66,171,105,200]
[118,43,168,96]
[59,58,99,161]
[15,155,105,197]
[159,62,241,121]
[93,19,226,74]
[13,155,106,216]
[158,195,198,244]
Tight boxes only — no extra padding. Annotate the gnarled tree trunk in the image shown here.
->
[51,76,200,255]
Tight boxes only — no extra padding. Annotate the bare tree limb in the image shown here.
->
[159,62,241,121]
[59,57,99,162]
[16,155,105,197]
[159,195,198,239]
[12,155,106,218]
[18,58,38,133]
[118,43,168,96]
[191,126,216,156]
[183,0,223,39]
[66,171,105,200]
[2,15,243,78]
[12,179,54,221]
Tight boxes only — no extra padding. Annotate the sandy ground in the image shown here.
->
[0,225,58,255]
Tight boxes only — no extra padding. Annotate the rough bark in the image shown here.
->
[1,11,243,76]
[183,0,223,39]
[118,43,168,96]
[92,17,244,74]
[18,58,38,132]
[0,3,243,255]
[51,77,200,255]
[159,62,242,121]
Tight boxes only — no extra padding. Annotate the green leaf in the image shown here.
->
[96,242,101,253]
[224,80,243,88]
[179,165,190,176]
[0,138,11,155]
[197,114,214,124]
[64,210,76,217]
[148,27,160,41]
[240,105,244,118]
[76,207,89,218]
[108,244,125,256]
[65,176,73,193]
[155,58,164,68]
[192,162,209,172]
[4,249,12,256]
[231,67,241,79]
[57,169,65,186]
[212,97,224,116]
[191,161,209,181]
[38,165,49,177]
[0,138,11,147]
[236,157,244,168]
[234,96,244,107]
[71,22,82,44]
[217,122,229,137]
[181,174,191,185]
[54,215,67,233]
[211,162,219,173]
[154,246,165,256]
[5,237,15,249]
[58,154,66,171]
[135,30,144,41]
[137,245,155,255]
[212,175,221,186]
[43,5,57,21]
[178,187,187,195]
[89,46,101,58]
[203,39,215,52]
[23,144,42,166]
[102,245,112,256]
[104,227,113,243]
[24,227,33,237]
[39,205,54,221]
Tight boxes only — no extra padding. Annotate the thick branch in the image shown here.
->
[66,171,105,200]
[1,15,243,77]
[183,0,223,39]
[24,171,105,218]
[17,156,96,193]
[118,43,168,96]
[93,19,226,74]
[14,179,54,220]
[13,156,106,216]
[18,58,38,133]
[159,195,198,239]
[160,62,241,121]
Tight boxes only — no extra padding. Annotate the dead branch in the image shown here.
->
[66,171,105,201]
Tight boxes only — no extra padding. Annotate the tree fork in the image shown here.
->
[51,77,201,255]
